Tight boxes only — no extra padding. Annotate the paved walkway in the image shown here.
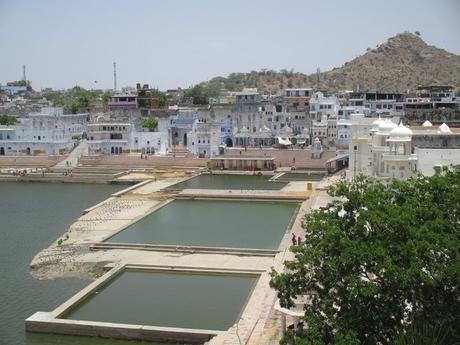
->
[53,139,88,169]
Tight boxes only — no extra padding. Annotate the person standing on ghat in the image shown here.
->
[291,233,297,246]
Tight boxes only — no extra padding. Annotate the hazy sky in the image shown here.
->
[1,0,459,91]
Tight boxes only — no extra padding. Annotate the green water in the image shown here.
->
[107,199,298,249]
[0,182,155,345]
[167,174,287,190]
[278,172,325,181]
[63,270,257,331]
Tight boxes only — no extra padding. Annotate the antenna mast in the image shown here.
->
[113,62,117,91]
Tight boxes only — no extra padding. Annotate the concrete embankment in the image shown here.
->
[27,170,334,344]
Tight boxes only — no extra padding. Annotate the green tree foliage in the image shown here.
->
[101,91,112,105]
[185,85,210,105]
[158,92,169,108]
[142,117,158,131]
[43,86,101,113]
[270,167,460,345]
[7,80,30,87]
[0,115,19,126]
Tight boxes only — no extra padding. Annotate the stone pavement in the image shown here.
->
[53,139,88,169]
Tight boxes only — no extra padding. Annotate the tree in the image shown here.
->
[415,31,421,36]
[142,117,158,132]
[101,91,112,105]
[185,85,209,105]
[270,167,460,345]
[158,92,169,108]
[0,115,19,126]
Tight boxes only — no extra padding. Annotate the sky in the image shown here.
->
[0,0,459,91]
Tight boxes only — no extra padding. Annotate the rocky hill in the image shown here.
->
[199,32,460,95]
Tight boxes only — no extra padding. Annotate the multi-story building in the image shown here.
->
[107,93,137,111]
[281,88,313,112]
[347,114,460,180]
[0,107,87,156]
[87,122,167,155]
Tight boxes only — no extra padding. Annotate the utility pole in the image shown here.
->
[113,62,117,92]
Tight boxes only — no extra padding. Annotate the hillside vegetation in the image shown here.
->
[194,32,460,98]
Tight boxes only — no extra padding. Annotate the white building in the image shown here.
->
[347,114,460,180]
[0,107,87,156]
[309,92,339,147]
[336,119,351,149]
[87,122,168,155]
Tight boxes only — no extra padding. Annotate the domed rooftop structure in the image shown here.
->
[280,125,293,136]
[389,123,413,138]
[372,116,383,127]
[438,123,452,134]
[239,126,249,134]
[259,125,271,133]
[378,119,397,133]
[422,120,433,127]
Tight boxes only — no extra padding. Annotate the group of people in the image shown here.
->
[291,233,303,246]
[62,169,73,177]
[12,169,27,177]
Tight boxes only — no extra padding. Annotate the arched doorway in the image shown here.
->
[183,133,187,146]
[119,147,123,154]
[225,137,233,147]
[0,147,4,155]
[26,147,31,155]
[111,147,115,154]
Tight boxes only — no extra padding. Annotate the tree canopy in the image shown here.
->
[270,167,460,345]
[43,86,103,114]
[185,85,210,105]
[157,91,169,108]
[0,115,19,126]
[142,117,158,131]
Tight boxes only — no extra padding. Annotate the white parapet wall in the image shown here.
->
[415,148,460,176]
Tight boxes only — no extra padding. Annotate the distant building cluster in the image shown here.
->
[1,82,459,178]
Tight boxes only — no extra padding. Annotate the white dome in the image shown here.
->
[314,137,321,143]
[259,125,271,133]
[378,119,397,133]
[239,126,249,133]
[389,123,413,138]
[438,123,452,134]
[372,116,384,127]
[281,125,293,134]
[422,120,433,127]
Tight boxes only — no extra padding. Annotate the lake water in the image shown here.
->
[107,199,299,249]
[63,270,257,331]
[0,182,157,345]
[166,174,287,190]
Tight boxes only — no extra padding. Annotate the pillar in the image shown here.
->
[281,313,286,338]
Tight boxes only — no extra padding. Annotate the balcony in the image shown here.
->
[108,101,137,110]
